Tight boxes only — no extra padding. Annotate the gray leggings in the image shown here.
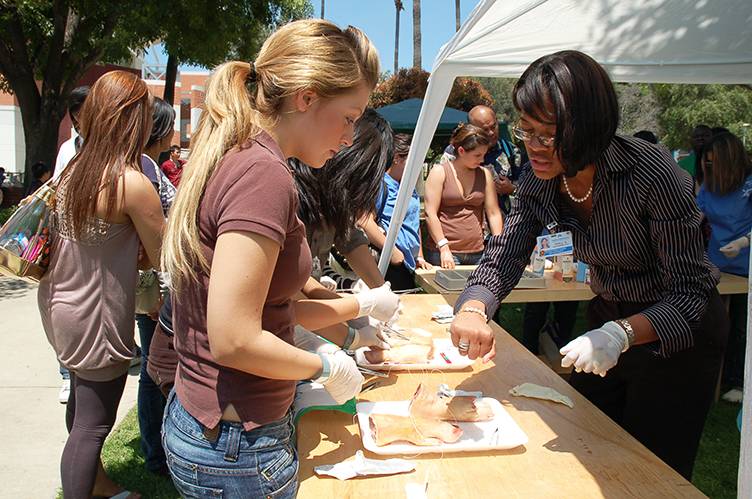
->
[63,372,127,498]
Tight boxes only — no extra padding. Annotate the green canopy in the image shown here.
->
[376,98,511,141]
[376,98,467,134]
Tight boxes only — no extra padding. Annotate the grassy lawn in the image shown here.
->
[99,302,741,498]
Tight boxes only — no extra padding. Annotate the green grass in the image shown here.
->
[100,408,178,498]
[98,302,741,498]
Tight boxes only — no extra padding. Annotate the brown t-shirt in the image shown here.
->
[173,131,312,431]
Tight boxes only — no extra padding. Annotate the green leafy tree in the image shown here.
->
[0,1,162,182]
[652,83,752,149]
[615,83,661,137]
[159,0,312,105]
[472,77,517,123]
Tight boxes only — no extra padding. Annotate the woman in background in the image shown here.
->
[135,96,177,476]
[696,131,752,403]
[38,70,162,499]
[424,124,503,269]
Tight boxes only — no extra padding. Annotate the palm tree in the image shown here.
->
[320,0,325,18]
[412,0,421,69]
[394,1,404,74]
[455,0,461,31]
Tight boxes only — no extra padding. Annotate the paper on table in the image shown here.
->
[314,450,415,480]
[509,382,574,408]
[431,305,454,324]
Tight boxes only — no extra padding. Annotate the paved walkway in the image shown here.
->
[0,277,139,499]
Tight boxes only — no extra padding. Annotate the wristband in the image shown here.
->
[614,319,635,351]
[342,326,357,350]
[437,238,449,249]
[313,353,331,382]
[459,306,488,322]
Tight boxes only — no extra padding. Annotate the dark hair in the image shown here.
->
[450,123,490,152]
[31,161,51,180]
[633,130,658,144]
[68,86,90,115]
[711,126,730,136]
[147,98,176,148]
[393,133,412,158]
[513,50,619,176]
[170,144,181,153]
[702,132,751,195]
[292,108,393,236]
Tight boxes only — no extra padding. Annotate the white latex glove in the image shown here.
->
[351,279,370,294]
[560,321,629,377]
[355,282,401,324]
[319,275,337,291]
[348,318,391,350]
[294,326,339,355]
[314,350,364,404]
[719,235,750,259]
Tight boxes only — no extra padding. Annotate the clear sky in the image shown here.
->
[320,0,480,73]
[172,0,481,73]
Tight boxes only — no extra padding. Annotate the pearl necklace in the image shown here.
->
[562,175,592,203]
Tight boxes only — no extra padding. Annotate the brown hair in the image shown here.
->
[450,123,490,152]
[393,133,412,158]
[513,50,619,176]
[702,132,752,195]
[60,71,152,239]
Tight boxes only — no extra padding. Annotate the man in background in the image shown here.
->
[53,86,89,180]
[443,105,521,214]
[160,145,184,186]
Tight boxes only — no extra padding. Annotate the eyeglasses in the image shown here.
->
[512,126,556,148]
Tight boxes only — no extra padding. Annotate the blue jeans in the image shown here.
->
[162,391,299,498]
[424,248,484,266]
[135,314,167,472]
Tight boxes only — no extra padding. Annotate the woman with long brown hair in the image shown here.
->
[38,70,163,499]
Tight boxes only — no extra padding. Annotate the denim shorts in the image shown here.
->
[162,390,298,498]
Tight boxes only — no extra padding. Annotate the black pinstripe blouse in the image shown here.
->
[457,135,719,358]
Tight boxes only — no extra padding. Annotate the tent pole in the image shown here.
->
[739,247,751,497]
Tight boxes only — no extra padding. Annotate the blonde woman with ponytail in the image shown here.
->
[161,19,380,498]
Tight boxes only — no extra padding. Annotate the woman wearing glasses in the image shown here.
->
[449,50,727,480]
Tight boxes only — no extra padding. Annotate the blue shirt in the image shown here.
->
[696,175,752,277]
[376,173,421,271]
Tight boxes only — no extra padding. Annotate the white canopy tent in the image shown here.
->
[377,1,752,494]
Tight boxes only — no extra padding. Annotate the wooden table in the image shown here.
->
[415,266,748,302]
[296,295,704,498]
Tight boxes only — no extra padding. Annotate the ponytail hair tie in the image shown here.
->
[247,61,258,84]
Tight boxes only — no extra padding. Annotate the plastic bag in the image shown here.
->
[0,183,55,283]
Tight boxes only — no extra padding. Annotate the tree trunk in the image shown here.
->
[412,0,421,69]
[394,2,401,74]
[455,0,461,31]
[163,53,179,106]
[17,92,65,187]
[320,0,325,18]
